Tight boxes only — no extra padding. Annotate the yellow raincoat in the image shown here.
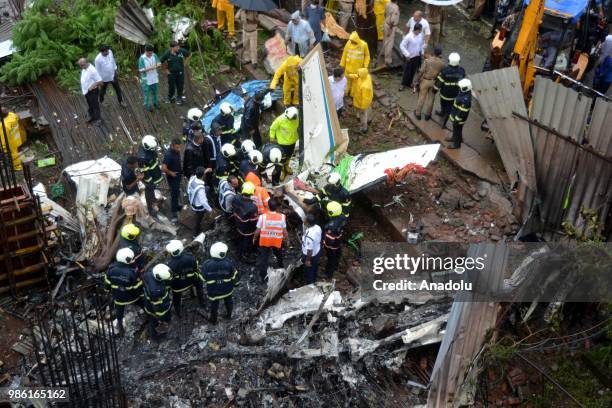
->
[340,32,370,95]
[270,55,302,105]
[269,113,299,146]
[213,0,235,37]
[373,0,389,41]
[0,112,26,170]
[348,68,373,110]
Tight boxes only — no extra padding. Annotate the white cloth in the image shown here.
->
[286,19,315,46]
[406,17,431,36]
[187,176,212,212]
[302,225,322,257]
[139,53,160,85]
[94,50,117,82]
[400,31,424,59]
[328,75,347,110]
[80,64,102,95]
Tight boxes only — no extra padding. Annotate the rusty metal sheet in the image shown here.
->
[470,67,537,193]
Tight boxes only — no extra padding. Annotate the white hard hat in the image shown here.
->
[249,150,263,165]
[458,78,472,92]
[142,135,157,150]
[448,52,461,66]
[285,106,298,119]
[241,139,255,154]
[269,147,282,164]
[165,239,184,256]
[210,242,228,259]
[328,173,341,185]
[220,102,232,115]
[152,263,171,280]
[221,143,236,158]
[116,247,135,264]
[187,107,203,121]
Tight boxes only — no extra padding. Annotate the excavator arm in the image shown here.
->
[512,0,546,97]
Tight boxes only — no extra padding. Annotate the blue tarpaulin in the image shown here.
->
[524,0,589,23]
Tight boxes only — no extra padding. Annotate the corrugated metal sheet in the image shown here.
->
[427,243,503,407]
[526,78,612,238]
[470,67,537,195]
[114,0,154,45]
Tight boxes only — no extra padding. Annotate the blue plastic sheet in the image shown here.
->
[241,80,283,101]
[524,0,589,23]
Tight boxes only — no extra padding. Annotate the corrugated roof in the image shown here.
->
[427,243,503,407]
[470,67,537,194]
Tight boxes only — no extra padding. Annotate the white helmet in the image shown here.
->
[328,173,341,185]
[241,139,255,154]
[269,147,282,164]
[458,78,472,92]
[210,242,228,259]
[221,143,236,158]
[116,247,135,264]
[165,239,184,256]
[285,106,298,120]
[249,150,263,165]
[187,107,203,121]
[142,135,157,150]
[448,52,461,66]
[152,264,171,280]
[220,102,232,115]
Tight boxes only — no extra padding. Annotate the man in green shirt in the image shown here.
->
[160,40,191,105]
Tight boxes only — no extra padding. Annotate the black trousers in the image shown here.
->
[144,183,156,214]
[209,296,233,323]
[99,78,123,103]
[167,176,181,214]
[193,210,205,237]
[114,298,143,326]
[172,281,205,316]
[237,233,255,256]
[280,143,296,166]
[85,88,101,121]
[402,56,421,87]
[168,71,185,100]
[270,164,282,185]
[256,245,284,280]
[451,122,464,147]
[325,246,342,277]
[242,126,262,148]
[303,252,321,284]
[439,99,453,127]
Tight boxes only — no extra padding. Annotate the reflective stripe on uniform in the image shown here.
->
[113,294,143,306]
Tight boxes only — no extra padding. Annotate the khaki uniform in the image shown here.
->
[338,0,354,30]
[381,1,400,65]
[415,55,445,117]
[237,9,258,64]
[426,5,442,47]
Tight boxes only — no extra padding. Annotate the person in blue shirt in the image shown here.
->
[593,55,612,95]
[305,1,326,44]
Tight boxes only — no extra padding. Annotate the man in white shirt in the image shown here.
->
[328,67,348,116]
[399,24,424,91]
[405,10,430,52]
[94,45,126,107]
[286,11,315,57]
[187,166,213,238]
[78,58,103,124]
[302,213,322,284]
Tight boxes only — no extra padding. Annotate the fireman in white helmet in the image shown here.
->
[143,263,173,340]
[434,52,466,129]
[217,143,241,181]
[261,143,284,185]
[212,102,239,147]
[105,248,143,334]
[138,135,163,217]
[239,149,263,179]
[166,240,205,317]
[446,78,472,150]
[241,90,267,147]
[305,172,352,216]
[183,107,203,141]
[269,107,299,179]
[200,242,239,324]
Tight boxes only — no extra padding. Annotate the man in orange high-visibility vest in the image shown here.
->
[246,171,270,216]
[253,200,287,282]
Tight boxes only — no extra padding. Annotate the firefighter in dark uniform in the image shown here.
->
[138,135,164,217]
[261,144,284,186]
[323,201,347,278]
[165,239,205,317]
[305,173,352,217]
[240,149,263,179]
[200,242,239,324]
[232,182,259,262]
[104,247,143,334]
[237,139,255,163]
[212,102,239,147]
[433,52,465,129]
[217,143,242,183]
[446,78,472,150]
[183,107,203,142]
[119,223,144,272]
[241,90,265,148]
[143,263,173,340]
